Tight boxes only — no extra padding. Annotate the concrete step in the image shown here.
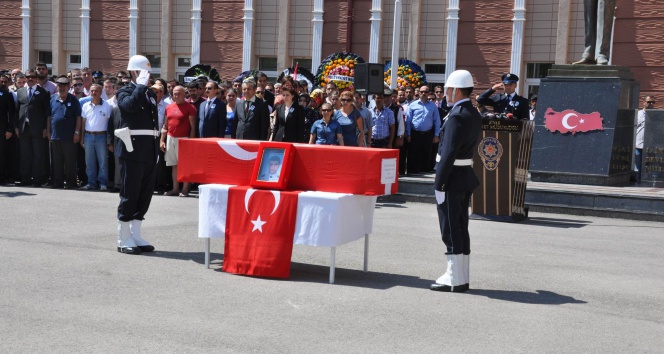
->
[395,174,664,222]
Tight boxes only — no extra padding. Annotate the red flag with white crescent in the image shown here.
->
[293,62,299,81]
[544,108,604,135]
[223,186,299,278]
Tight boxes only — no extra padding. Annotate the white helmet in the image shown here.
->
[444,70,474,89]
[127,55,151,71]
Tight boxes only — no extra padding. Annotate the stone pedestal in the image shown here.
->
[529,65,640,186]
[641,109,664,187]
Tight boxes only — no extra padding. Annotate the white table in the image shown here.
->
[198,184,378,283]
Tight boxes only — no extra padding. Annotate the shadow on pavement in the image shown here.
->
[468,289,587,305]
[375,202,408,209]
[289,262,431,289]
[143,250,223,265]
[0,190,37,198]
[522,217,592,229]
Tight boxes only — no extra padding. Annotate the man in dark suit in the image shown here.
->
[430,70,482,293]
[232,79,270,141]
[199,81,227,138]
[14,69,51,186]
[0,74,16,184]
[115,55,160,255]
[476,73,530,120]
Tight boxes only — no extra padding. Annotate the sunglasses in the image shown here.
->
[73,83,83,87]
[340,99,351,102]
[435,91,442,94]
[205,87,215,90]
[26,75,36,79]
[419,91,429,94]
[321,109,332,112]
[646,101,656,104]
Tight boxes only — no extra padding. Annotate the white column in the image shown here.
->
[80,0,91,68]
[311,0,324,73]
[191,0,202,65]
[511,0,526,93]
[445,0,460,81]
[368,0,382,63]
[242,0,254,71]
[21,0,31,71]
[129,0,139,57]
[389,0,402,90]
[555,0,571,64]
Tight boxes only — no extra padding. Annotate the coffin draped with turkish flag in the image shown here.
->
[180,139,398,278]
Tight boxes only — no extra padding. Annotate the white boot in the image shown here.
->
[117,221,141,254]
[431,254,466,292]
[129,220,154,252]
[463,254,470,290]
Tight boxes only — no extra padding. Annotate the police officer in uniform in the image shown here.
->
[476,73,530,120]
[114,55,159,254]
[431,70,483,293]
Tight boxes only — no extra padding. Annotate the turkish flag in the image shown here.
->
[178,139,259,185]
[222,186,299,278]
[544,108,604,135]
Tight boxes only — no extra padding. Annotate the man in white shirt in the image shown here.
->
[80,84,113,191]
[634,96,655,182]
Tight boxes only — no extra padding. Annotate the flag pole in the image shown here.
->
[390,0,402,90]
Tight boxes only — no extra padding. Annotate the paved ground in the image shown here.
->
[1,185,663,353]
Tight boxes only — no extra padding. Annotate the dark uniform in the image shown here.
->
[434,99,482,257]
[0,87,15,184]
[115,82,159,222]
[476,74,530,120]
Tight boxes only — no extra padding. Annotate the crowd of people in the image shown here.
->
[1,62,540,193]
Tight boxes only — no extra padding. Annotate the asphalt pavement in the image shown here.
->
[1,185,663,353]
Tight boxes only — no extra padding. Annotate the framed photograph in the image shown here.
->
[250,142,294,190]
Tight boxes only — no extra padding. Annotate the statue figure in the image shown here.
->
[573,0,616,65]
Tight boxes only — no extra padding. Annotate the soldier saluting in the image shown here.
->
[114,55,160,255]
[476,73,530,120]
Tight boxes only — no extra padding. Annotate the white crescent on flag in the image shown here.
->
[244,189,282,215]
[562,113,578,130]
[217,140,258,161]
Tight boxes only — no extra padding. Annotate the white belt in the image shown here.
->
[130,129,159,137]
[454,159,473,166]
[435,155,473,166]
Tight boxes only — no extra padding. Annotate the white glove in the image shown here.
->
[136,70,150,86]
[435,190,445,205]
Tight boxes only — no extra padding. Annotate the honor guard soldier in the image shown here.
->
[476,73,530,120]
[114,55,160,254]
[431,70,483,293]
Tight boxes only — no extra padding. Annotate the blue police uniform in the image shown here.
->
[115,82,159,223]
[476,74,530,120]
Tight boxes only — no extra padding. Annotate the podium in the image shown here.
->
[470,119,535,222]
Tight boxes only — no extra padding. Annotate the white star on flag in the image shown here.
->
[579,118,585,124]
[251,215,267,233]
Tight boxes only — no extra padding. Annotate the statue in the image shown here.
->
[573,0,616,65]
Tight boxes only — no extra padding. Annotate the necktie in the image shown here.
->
[205,100,211,116]
[245,100,250,116]
[28,87,33,101]
[26,88,33,123]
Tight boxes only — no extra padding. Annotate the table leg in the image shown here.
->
[205,238,210,269]
[363,234,369,273]
[329,247,336,284]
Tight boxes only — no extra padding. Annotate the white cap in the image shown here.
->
[127,55,151,72]
[444,70,474,89]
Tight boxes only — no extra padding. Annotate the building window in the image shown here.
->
[424,63,446,87]
[292,58,312,72]
[68,53,81,72]
[145,54,161,79]
[258,57,278,83]
[176,56,191,83]
[38,51,53,75]
[524,63,553,98]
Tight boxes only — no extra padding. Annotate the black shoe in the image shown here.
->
[108,187,120,193]
[117,246,142,255]
[430,283,467,293]
[138,245,155,252]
